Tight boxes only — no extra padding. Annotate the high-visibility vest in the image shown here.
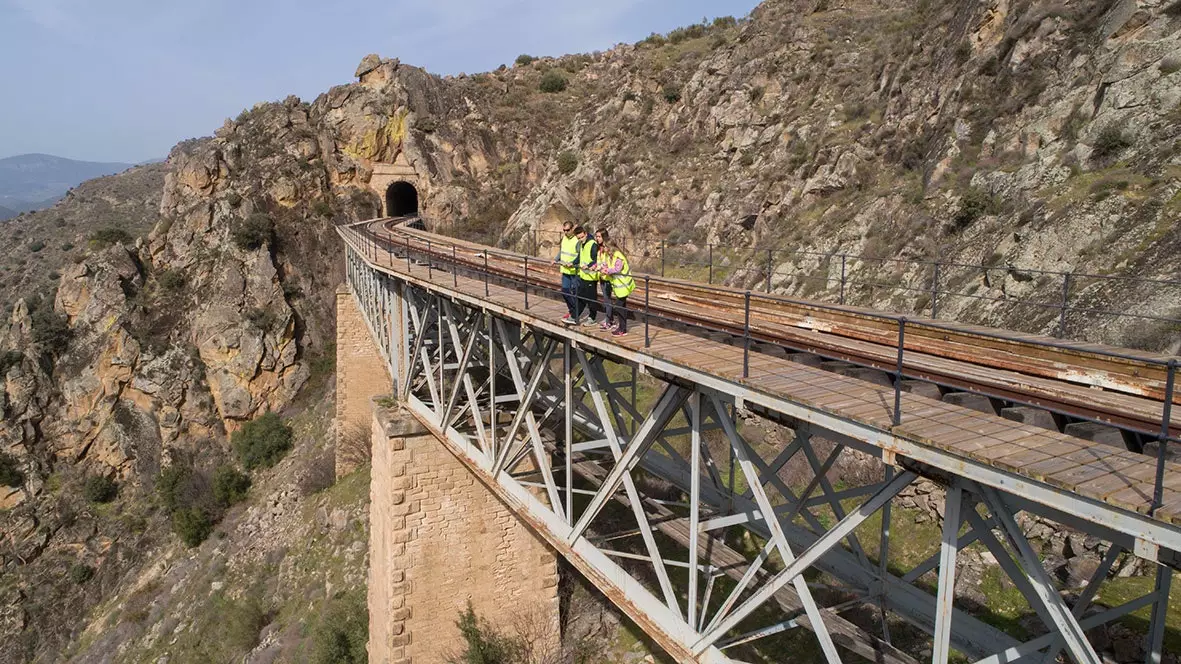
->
[578,239,598,281]
[608,251,636,299]
[558,235,579,275]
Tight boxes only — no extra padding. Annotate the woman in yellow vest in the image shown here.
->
[598,237,636,337]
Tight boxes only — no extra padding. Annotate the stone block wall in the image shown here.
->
[368,405,559,663]
[336,285,393,478]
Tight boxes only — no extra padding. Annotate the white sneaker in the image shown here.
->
[580,317,599,327]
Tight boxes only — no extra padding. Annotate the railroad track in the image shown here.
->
[363,219,1180,443]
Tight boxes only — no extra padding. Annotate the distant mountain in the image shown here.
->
[0,153,133,213]
[0,205,14,221]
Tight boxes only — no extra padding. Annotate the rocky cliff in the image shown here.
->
[1,0,1179,661]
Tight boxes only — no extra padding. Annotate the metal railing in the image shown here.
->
[513,229,1181,347]
[343,223,1181,517]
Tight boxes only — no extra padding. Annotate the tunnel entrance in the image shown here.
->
[385,181,419,218]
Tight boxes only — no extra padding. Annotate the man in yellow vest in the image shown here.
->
[555,222,580,323]
[574,226,600,326]
[599,236,636,337]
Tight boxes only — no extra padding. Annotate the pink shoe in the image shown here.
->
[612,329,627,337]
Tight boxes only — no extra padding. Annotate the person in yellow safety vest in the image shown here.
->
[573,226,600,326]
[555,222,581,323]
[598,237,636,337]
[594,228,615,326]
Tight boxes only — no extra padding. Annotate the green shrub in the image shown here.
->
[172,507,213,547]
[69,564,94,585]
[31,306,72,356]
[640,32,666,47]
[311,592,369,664]
[61,243,74,251]
[713,15,738,29]
[28,241,45,253]
[233,412,294,470]
[539,70,567,93]
[514,54,535,66]
[158,270,186,291]
[951,188,1000,230]
[450,602,526,663]
[0,453,23,487]
[231,214,274,251]
[662,85,682,103]
[0,350,23,373]
[212,465,251,507]
[668,24,706,44]
[157,463,194,513]
[1092,124,1132,160]
[88,227,132,249]
[83,475,118,503]
[312,199,334,218]
[556,151,579,175]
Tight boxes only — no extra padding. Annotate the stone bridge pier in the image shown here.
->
[335,286,560,663]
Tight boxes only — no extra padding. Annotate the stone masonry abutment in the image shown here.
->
[336,283,559,663]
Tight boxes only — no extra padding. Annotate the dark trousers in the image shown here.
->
[577,279,599,320]
[561,274,579,317]
[611,296,628,332]
[600,281,614,322]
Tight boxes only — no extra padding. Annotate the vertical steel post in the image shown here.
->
[386,233,392,265]
[452,245,458,287]
[661,239,666,278]
[743,291,751,379]
[878,465,894,644]
[483,252,489,297]
[405,235,411,272]
[1151,360,1177,514]
[1057,272,1073,338]
[765,249,773,293]
[426,239,433,280]
[687,390,702,629]
[932,481,963,664]
[893,317,907,426]
[839,254,848,305]
[523,256,530,309]
[1146,562,1173,664]
[644,275,651,348]
[437,295,445,415]
[930,262,941,319]
[488,313,497,458]
[564,340,573,524]
[708,244,714,285]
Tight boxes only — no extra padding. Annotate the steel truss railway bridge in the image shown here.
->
[340,217,1181,664]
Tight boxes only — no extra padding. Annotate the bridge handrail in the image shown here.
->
[345,222,1180,516]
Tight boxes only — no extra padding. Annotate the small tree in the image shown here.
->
[88,227,132,249]
[514,54,535,66]
[311,592,369,664]
[0,453,23,487]
[539,70,568,93]
[212,465,251,507]
[450,602,527,663]
[231,214,274,251]
[69,563,95,585]
[662,85,682,103]
[951,188,1000,230]
[1092,124,1132,160]
[233,412,294,470]
[83,475,118,503]
[556,151,579,175]
[172,506,213,547]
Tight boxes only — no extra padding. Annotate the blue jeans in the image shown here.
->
[600,282,613,322]
[561,274,579,317]
[577,279,599,320]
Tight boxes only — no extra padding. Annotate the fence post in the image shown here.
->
[708,244,714,285]
[533,229,539,257]
[661,240,666,278]
[524,256,529,309]
[426,239,433,281]
[893,317,907,426]
[743,291,752,378]
[452,245,458,287]
[644,276,651,348]
[839,254,848,305]
[405,235,411,272]
[484,252,490,297]
[1057,273,1073,338]
[930,262,942,319]
[1152,360,1177,515]
[387,234,392,265]
[765,250,773,293]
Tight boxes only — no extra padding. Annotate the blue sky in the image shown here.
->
[0,0,761,163]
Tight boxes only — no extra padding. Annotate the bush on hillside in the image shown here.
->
[450,602,526,664]
[172,506,213,547]
[514,54,535,66]
[951,188,1000,230]
[0,453,23,487]
[556,151,579,175]
[1092,124,1132,160]
[83,475,118,503]
[89,227,132,249]
[31,305,72,357]
[69,563,94,585]
[212,465,251,507]
[231,214,274,251]
[539,70,568,93]
[157,269,186,292]
[233,412,294,470]
[662,85,682,103]
[311,592,369,664]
